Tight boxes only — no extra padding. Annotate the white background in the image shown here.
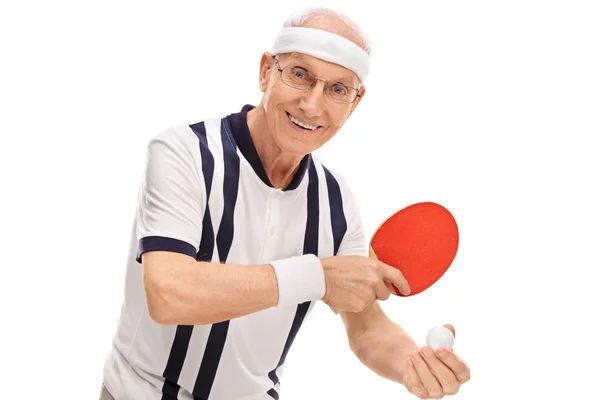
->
[1,1,599,399]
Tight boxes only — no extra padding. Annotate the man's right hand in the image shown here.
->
[319,255,411,313]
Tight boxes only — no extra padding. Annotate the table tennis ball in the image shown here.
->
[426,326,455,351]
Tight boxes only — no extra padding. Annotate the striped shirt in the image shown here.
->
[102,104,367,400]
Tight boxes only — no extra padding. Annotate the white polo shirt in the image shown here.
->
[102,104,367,400]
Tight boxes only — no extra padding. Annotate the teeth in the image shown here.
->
[288,113,317,130]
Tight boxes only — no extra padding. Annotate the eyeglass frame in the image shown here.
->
[272,55,362,104]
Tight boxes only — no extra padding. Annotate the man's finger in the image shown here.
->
[375,280,391,301]
[420,346,460,395]
[369,245,378,260]
[384,281,398,295]
[412,352,443,399]
[443,324,456,337]
[380,263,411,295]
[435,348,471,383]
[404,357,428,399]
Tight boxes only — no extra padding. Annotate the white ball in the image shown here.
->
[426,326,455,350]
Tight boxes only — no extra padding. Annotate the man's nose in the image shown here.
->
[298,79,327,118]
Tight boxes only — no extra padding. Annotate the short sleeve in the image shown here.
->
[322,170,368,315]
[332,172,368,258]
[135,127,205,263]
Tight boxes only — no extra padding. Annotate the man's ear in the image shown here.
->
[259,52,275,93]
[348,85,366,118]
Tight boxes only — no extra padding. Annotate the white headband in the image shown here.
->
[270,27,370,83]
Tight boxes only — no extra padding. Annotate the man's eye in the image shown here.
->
[332,85,347,95]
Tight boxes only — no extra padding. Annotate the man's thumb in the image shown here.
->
[369,245,378,260]
[443,324,456,337]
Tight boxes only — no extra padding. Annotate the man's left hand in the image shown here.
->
[402,325,470,399]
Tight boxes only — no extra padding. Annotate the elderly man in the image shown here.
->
[100,7,470,400]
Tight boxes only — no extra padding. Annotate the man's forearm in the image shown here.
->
[146,258,278,325]
[350,320,419,384]
[143,251,324,325]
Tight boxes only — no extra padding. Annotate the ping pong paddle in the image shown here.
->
[370,201,459,297]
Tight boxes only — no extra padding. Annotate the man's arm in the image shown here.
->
[340,301,419,383]
[342,294,471,399]
[329,171,419,383]
[143,251,278,325]
[339,246,418,384]
[331,175,470,397]
[142,251,324,325]
[136,127,326,325]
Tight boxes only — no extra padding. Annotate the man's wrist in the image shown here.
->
[269,254,326,307]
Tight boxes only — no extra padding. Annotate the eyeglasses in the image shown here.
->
[273,56,362,104]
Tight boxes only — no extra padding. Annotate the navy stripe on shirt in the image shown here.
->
[195,121,216,262]
[160,121,216,400]
[192,117,241,400]
[136,236,197,263]
[323,166,347,255]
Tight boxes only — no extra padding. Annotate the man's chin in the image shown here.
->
[278,136,319,157]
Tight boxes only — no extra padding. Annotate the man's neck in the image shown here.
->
[246,106,304,189]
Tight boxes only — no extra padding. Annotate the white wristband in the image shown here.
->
[270,254,326,307]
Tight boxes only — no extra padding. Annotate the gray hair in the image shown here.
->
[282,7,372,56]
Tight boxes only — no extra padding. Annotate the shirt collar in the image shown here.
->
[225,104,309,191]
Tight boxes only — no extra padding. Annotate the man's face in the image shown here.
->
[259,52,365,156]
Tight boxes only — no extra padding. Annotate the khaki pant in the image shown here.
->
[99,384,115,400]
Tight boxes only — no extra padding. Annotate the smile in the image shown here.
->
[286,112,320,131]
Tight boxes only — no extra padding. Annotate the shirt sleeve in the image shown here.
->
[322,170,368,314]
[332,172,368,258]
[135,127,205,263]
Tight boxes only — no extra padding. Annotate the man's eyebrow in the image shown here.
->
[335,76,357,85]
[286,56,310,69]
